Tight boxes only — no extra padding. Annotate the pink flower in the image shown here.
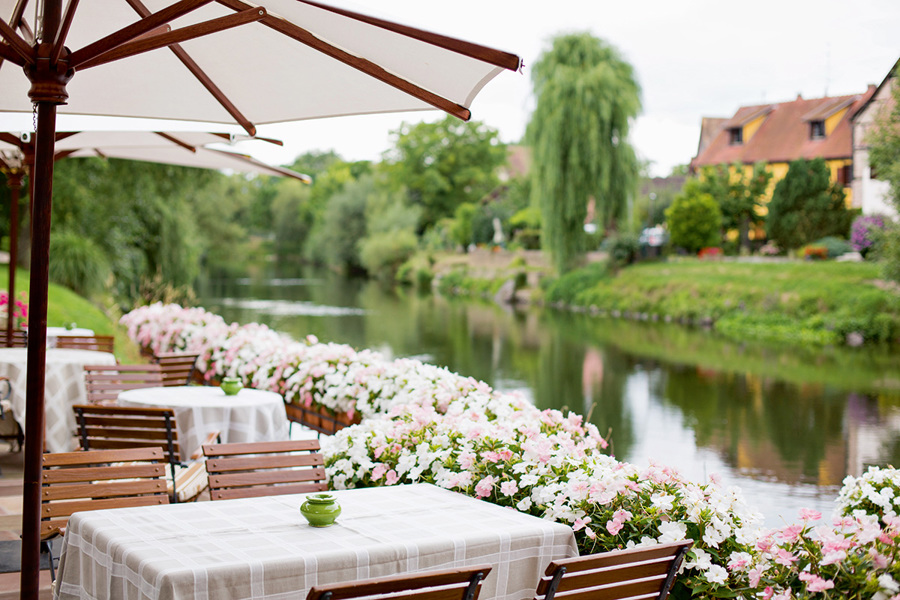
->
[774,549,796,567]
[799,572,834,593]
[606,519,624,535]
[798,508,822,522]
[778,524,803,542]
[761,587,773,600]
[474,476,497,498]
[572,517,591,531]
[748,566,764,588]
[371,464,387,481]
[384,470,399,485]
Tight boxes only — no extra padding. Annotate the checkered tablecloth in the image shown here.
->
[54,483,578,600]
[0,347,117,452]
[117,386,290,460]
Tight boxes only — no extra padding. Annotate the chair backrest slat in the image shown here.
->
[306,565,492,600]
[203,440,327,501]
[73,404,181,464]
[534,540,692,600]
[55,334,115,353]
[152,352,200,387]
[40,447,169,538]
[82,364,164,404]
[1,330,27,348]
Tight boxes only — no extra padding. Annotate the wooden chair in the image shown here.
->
[0,330,27,348]
[55,334,115,353]
[41,447,169,579]
[533,540,693,600]
[72,404,215,503]
[203,439,328,501]
[152,352,200,387]
[83,364,165,405]
[306,565,493,600]
[0,377,23,451]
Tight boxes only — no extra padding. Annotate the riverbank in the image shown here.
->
[429,251,900,347]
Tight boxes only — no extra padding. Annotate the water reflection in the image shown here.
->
[196,269,900,526]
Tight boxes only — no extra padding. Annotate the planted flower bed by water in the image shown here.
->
[122,303,900,599]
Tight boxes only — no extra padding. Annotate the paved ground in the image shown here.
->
[0,446,54,599]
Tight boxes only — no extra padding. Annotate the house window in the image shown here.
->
[728,127,743,145]
[836,164,852,186]
[810,120,825,140]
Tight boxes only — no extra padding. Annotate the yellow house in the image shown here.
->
[690,89,877,208]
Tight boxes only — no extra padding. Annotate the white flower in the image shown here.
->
[704,565,728,585]
[657,521,687,543]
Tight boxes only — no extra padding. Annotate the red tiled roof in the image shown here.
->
[692,89,876,168]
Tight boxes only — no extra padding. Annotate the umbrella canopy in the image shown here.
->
[0,2,521,595]
[0,129,310,346]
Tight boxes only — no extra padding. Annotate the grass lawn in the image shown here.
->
[0,264,143,362]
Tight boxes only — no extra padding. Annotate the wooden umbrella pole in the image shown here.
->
[19,101,55,600]
[21,2,69,595]
[6,172,21,347]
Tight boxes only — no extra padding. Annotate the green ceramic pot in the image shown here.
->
[300,493,341,527]
[221,377,243,396]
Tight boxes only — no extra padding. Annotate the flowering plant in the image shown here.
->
[0,291,28,329]
[835,466,900,523]
[728,509,900,600]
[850,214,888,257]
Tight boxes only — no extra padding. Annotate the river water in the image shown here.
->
[196,268,900,527]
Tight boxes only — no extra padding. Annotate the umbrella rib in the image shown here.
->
[122,0,257,137]
[67,0,214,68]
[215,0,471,121]
[154,132,198,153]
[296,0,521,72]
[75,8,266,70]
[0,132,24,149]
[50,0,79,65]
[0,41,26,66]
[0,17,35,65]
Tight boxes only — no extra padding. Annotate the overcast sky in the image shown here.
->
[3,0,898,177]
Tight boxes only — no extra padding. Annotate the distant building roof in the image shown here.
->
[692,89,875,169]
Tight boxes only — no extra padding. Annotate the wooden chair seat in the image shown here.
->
[203,440,328,501]
[306,565,493,600]
[83,364,165,405]
[152,352,201,387]
[72,404,216,503]
[533,540,693,600]
[56,334,114,353]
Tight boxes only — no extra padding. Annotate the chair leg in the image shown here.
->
[40,539,56,581]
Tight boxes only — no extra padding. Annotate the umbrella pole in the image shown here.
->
[6,172,21,347]
[20,100,57,600]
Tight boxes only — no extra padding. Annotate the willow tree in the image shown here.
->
[527,33,641,273]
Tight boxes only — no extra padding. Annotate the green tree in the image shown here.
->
[308,175,374,273]
[271,179,315,262]
[867,66,900,282]
[765,158,853,250]
[698,162,772,252]
[665,180,722,253]
[527,32,642,273]
[383,116,506,233]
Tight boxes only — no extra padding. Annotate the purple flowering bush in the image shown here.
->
[850,215,888,257]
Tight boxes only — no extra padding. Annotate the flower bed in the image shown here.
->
[122,303,900,599]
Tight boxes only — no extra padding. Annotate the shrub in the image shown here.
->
[450,203,477,249]
[850,214,889,257]
[766,158,854,250]
[604,233,641,270]
[544,262,608,305]
[358,230,419,281]
[48,230,111,297]
[812,236,853,258]
[698,247,723,260]
[665,180,722,253]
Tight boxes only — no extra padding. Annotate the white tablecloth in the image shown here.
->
[0,347,117,452]
[46,327,94,348]
[117,386,289,459]
[54,483,578,600]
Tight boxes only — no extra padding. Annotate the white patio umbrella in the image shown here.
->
[0,129,310,347]
[0,2,521,594]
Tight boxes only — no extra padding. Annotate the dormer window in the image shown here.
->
[810,120,825,140]
[728,127,743,145]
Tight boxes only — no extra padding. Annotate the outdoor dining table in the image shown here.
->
[0,347,116,452]
[117,386,290,460]
[53,483,578,600]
